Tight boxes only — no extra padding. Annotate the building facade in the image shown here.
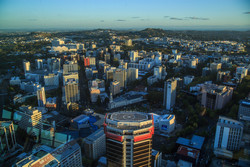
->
[37,87,46,107]
[163,78,177,111]
[104,111,154,167]
[214,116,243,151]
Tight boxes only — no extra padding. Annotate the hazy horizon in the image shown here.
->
[0,0,249,31]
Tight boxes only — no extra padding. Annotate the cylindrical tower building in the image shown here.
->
[104,111,154,167]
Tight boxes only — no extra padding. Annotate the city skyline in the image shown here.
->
[0,0,250,31]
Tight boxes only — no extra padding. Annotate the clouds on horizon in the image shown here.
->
[116,19,126,21]
[243,12,250,14]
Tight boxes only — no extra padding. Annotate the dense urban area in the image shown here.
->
[0,29,250,167]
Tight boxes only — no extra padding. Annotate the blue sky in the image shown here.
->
[0,0,249,30]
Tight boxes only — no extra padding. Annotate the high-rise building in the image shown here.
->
[63,61,78,74]
[18,106,43,139]
[163,78,177,111]
[23,60,30,73]
[63,72,79,86]
[64,80,80,103]
[0,121,17,157]
[130,51,139,62]
[104,111,154,167]
[154,66,163,80]
[113,68,127,88]
[201,83,233,110]
[47,57,61,72]
[83,128,106,160]
[236,67,248,81]
[37,87,46,107]
[35,59,43,70]
[214,116,243,151]
[110,81,120,96]
[127,68,138,83]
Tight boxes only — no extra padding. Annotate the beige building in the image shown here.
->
[110,81,120,96]
[83,128,106,160]
[64,80,80,103]
[201,83,233,110]
[37,87,46,107]
[63,72,79,86]
[90,88,101,103]
[23,60,30,73]
[113,68,127,88]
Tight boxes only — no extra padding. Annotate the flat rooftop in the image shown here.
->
[108,111,149,122]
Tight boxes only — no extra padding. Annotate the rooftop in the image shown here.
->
[109,111,148,122]
[176,135,205,150]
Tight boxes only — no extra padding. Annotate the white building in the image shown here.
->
[147,75,158,86]
[37,87,46,107]
[163,78,177,111]
[214,116,243,151]
[159,114,176,134]
[236,67,248,81]
[83,128,106,160]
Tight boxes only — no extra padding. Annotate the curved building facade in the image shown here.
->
[104,111,154,167]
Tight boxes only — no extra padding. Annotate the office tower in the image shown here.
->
[63,61,78,74]
[110,81,120,96]
[130,51,139,62]
[152,149,162,167]
[201,83,233,110]
[44,73,59,87]
[104,111,154,167]
[23,60,30,73]
[84,128,106,160]
[37,87,46,107]
[18,106,43,139]
[16,140,82,167]
[127,68,138,83]
[214,116,243,151]
[163,78,177,111]
[106,68,115,81]
[125,39,132,46]
[104,53,111,64]
[64,80,80,103]
[84,57,96,67]
[63,72,79,86]
[113,68,127,88]
[154,66,163,80]
[0,121,17,156]
[35,59,43,70]
[210,62,222,72]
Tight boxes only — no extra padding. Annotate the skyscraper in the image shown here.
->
[113,68,127,88]
[163,78,177,111]
[104,111,154,167]
[127,68,138,83]
[37,87,46,107]
[64,80,80,103]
